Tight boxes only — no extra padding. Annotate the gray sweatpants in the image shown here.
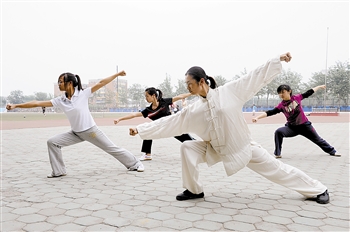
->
[47,125,141,175]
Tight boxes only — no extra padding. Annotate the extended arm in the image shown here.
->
[130,107,189,139]
[313,85,326,92]
[301,85,325,99]
[172,93,192,102]
[91,71,126,93]
[114,112,143,124]
[252,112,267,123]
[252,107,280,123]
[6,100,53,110]
[224,52,291,103]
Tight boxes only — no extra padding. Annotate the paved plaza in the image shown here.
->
[1,121,349,231]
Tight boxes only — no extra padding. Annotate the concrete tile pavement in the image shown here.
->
[1,122,349,231]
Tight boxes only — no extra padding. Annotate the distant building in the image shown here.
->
[53,83,88,97]
[54,78,128,110]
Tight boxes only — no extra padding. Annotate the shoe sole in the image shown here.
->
[47,174,67,178]
[330,154,341,157]
[275,156,282,159]
[176,193,205,201]
[316,199,329,204]
[176,196,204,201]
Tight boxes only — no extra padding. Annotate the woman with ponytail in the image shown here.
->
[6,71,145,177]
[130,53,330,204]
[114,87,195,161]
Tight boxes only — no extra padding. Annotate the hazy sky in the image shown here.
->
[1,0,349,97]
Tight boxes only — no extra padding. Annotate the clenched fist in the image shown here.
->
[280,52,292,63]
[129,128,138,136]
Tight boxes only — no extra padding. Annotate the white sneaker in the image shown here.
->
[137,163,145,172]
[139,154,152,161]
[128,162,145,172]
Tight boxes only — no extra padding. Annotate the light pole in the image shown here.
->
[324,27,329,109]
[116,65,119,108]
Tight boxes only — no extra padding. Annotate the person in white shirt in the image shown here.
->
[6,71,144,177]
[129,52,329,204]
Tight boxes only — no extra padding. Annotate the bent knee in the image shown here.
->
[47,136,60,147]
[47,137,54,145]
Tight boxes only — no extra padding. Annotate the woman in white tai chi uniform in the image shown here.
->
[6,71,144,177]
[129,52,329,204]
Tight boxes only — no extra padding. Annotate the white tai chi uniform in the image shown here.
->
[49,87,141,176]
[136,56,326,198]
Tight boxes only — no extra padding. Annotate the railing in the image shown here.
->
[311,107,339,113]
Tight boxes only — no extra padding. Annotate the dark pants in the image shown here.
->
[141,134,195,154]
[274,121,336,156]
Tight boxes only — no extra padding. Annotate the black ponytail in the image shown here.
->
[155,88,163,101]
[59,72,84,91]
[185,66,217,89]
[145,87,163,101]
[75,75,83,91]
[206,76,217,89]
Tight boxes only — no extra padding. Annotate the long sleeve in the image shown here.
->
[137,108,190,140]
[223,56,282,103]
[266,107,281,117]
[301,89,314,99]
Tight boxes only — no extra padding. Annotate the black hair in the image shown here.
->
[145,87,163,101]
[185,66,217,89]
[277,84,292,96]
[58,72,83,91]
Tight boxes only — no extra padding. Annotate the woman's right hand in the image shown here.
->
[6,104,16,110]
[114,119,120,124]
[252,118,258,123]
[117,70,126,76]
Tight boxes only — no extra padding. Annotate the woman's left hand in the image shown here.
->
[129,128,138,136]
[280,52,292,62]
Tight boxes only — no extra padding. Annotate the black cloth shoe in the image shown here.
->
[316,190,329,204]
[176,189,204,201]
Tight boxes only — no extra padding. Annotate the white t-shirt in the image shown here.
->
[51,87,96,132]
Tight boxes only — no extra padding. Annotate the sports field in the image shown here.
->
[0,112,151,130]
[1,111,349,130]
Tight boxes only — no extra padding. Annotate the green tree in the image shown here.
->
[128,83,145,107]
[174,79,188,96]
[23,95,35,102]
[158,74,173,98]
[232,68,247,81]
[7,90,25,104]
[327,61,349,106]
[269,69,303,106]
[306,71,327,106]
[105,88,118,108]
[214,75,227,87]
[34,92,50,101]
[0,96,7,107]
[117,88,128,107]
[274,69,303,94]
